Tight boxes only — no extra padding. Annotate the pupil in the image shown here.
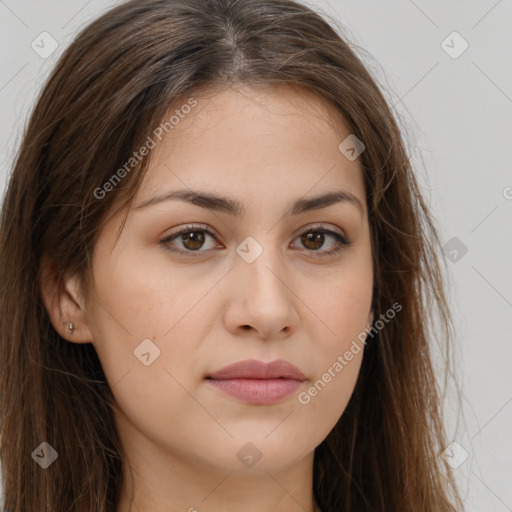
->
[303,232,324,250]
[183,231,205,250]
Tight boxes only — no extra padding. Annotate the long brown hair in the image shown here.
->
[0,0,463,510]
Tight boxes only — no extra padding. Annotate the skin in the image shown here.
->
[41,84,374,512]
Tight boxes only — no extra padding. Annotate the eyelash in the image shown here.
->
[160,223,352,259]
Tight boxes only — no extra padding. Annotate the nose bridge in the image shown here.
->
[236,234,288,302]
[230,233,298,337]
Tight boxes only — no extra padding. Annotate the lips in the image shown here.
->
[207,359,307,381]
[206,359,307,405]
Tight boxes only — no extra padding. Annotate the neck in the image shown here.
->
[117,464,318,512]
[115,411,317,512]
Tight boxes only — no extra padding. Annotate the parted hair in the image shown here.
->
[0,0,462,510]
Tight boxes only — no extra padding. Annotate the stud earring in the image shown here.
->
[68,322,75,334]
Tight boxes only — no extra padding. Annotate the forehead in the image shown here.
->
[135,84,366,214]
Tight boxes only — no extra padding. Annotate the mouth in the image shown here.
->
[205,359,307,405]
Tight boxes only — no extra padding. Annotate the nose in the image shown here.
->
[223,242,300,340]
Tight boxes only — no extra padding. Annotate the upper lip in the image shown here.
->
[207,359,307,381]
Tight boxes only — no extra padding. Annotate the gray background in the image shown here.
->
[1,1,511,510]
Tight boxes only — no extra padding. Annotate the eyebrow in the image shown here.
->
[135,188,365,217]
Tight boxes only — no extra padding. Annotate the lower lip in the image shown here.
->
[206,378,303,404]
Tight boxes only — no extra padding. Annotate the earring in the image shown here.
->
[68,322,75,334]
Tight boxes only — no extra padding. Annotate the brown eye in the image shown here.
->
[301,232,325,250]
[291,227,351,258]
[161,224,221,256]
[180,231,206,250]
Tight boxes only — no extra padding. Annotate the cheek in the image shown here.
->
[297,281,367,434]
[90,247,221,338]
[86,251,222,390]
[298,350,363,412]
[298,266,371,419]
[308,266,373,346]
[299,231,373,337]
[85,255,219,446]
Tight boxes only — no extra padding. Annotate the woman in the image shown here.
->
[0,0,463,510]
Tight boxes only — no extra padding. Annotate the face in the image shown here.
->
[80,85,373,476]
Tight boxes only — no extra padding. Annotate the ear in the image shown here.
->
[39,255,93,344]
